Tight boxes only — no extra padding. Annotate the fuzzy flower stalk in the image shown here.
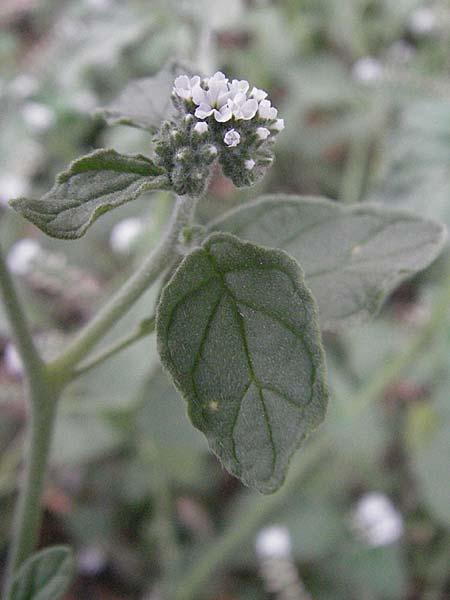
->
[154,72,284,197]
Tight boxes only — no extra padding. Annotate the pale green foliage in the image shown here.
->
[371,100,450,227]
[210,195,447,328]
[157,232,328,493]
[10,149,169,239]
[96,65,184,132]
[9,546,75,600]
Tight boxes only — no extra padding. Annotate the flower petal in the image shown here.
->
[195,103,214,119]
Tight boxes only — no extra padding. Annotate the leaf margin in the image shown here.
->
[207,194,448,328]
[156,231,329,493]
[9,148,170,240]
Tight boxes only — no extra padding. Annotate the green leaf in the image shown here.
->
[157,232,328,493]
[96,62,190,132]
[209,195,447,329]
[9,149,169,239]
[370,99,450,227]
[10,545,75,600]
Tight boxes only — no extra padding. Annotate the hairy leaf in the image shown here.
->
[157,232,328,493]
[10,149,169,239]
[10,546,75,600]
[209,196,447,329]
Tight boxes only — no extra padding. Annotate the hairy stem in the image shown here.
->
[71,316,155,380]
[3,384,59,594]
[172,265,450,600]
[0,194,196,595]
[0,246,60,594]
[47,194,196,381]
[0,245,43,383]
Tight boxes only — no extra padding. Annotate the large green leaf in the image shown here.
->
[10,546,75,600]
[10,149,169,239]
[157,232,328,493]
[209,195,447,329]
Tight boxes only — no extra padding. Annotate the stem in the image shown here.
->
[339,133,371,204]
[172,266,450,600]
[173,437,327,600]
[47,195,196,381]
[71,316,155,380]
[148,447,181,593]
[3,385,59,594]
[0,246,61,595]
[0,245,42,382]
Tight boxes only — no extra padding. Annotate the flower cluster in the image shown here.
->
[153,72,284,196]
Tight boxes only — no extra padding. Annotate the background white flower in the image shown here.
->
[7,238,41,275]
[109,218,143,254]
[352,492,404,547]
[255,525,292,559]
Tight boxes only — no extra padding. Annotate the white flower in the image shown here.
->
[224,129,241,147]
[194,71,232,122]
[229,78,250,96]
[173,75,201,100]
[193,121,209,134]
[229,93,258,120]
[0,174,30,205]
[109,218,143,254]
[409,7,437,35]
[7,238,41,275]
[256,127,270,140]
[4,343,23,378]
[258,99,278,120]
[22,102,55,131]
[9,74,39,98]
[352,57,383,83]
[352,493,404,548]
[244,159,255,170]
[77,546,107,576]
[272,118,285,131]
[250,87,268,102]
[255,526,292,559]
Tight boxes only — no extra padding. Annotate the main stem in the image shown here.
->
[0,246,59,595]
[1,194,196,595]
[47,194,196,380]
[3,383,59,593]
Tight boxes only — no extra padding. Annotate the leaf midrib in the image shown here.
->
[203,248,277,478]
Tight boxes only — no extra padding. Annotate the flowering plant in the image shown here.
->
[0,63,446,599]
[154,71,284,195]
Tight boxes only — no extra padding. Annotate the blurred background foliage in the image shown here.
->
[0,0,449,598]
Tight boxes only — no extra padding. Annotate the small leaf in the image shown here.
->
[157,232,328,493]
[10,545,75,600]
[10,149,170,239]
[209,195,447,328]
[96,62,191,132]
